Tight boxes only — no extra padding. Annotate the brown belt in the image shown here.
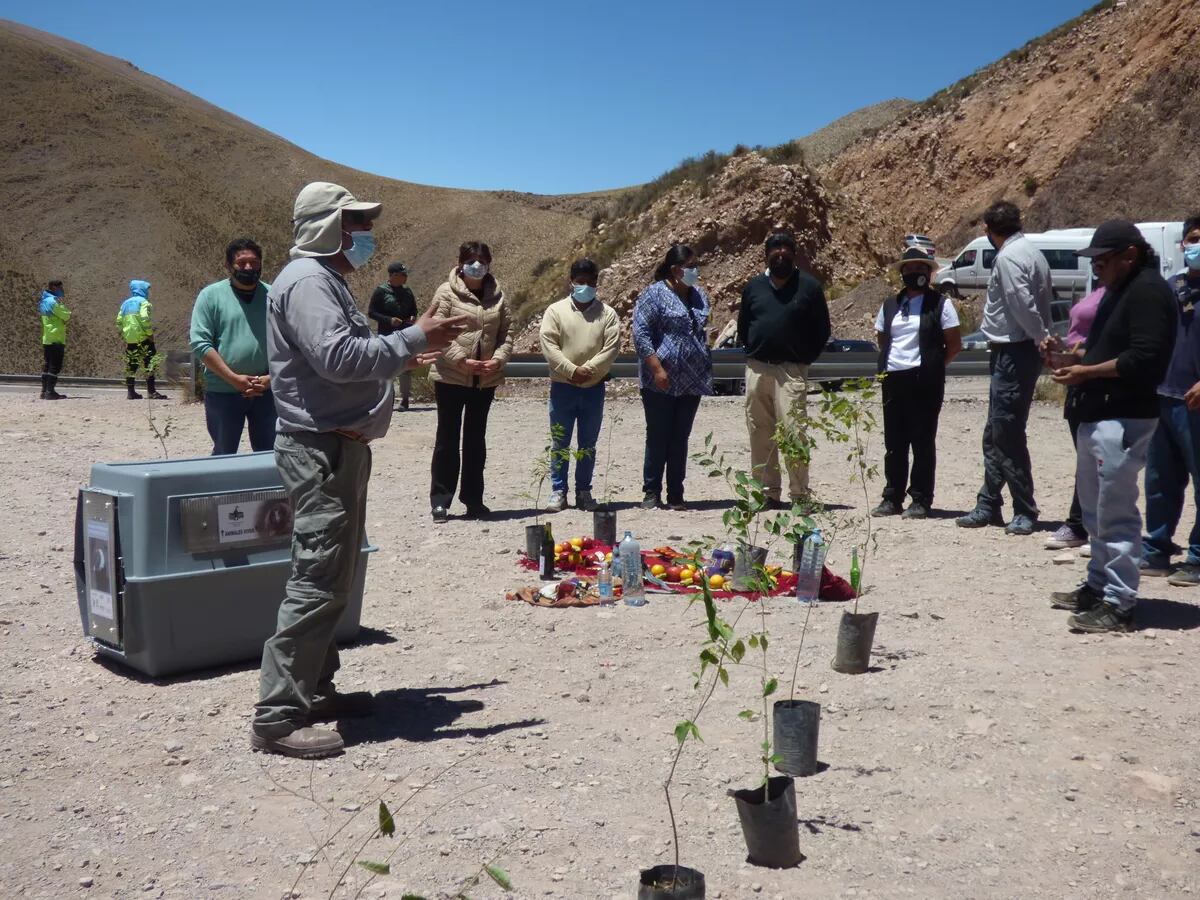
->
[333,429,373,445]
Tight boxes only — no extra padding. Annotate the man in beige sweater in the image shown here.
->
[539,258,621,511]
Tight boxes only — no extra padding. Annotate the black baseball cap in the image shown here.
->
[1077,220,1143,258]
[387,261,408,274]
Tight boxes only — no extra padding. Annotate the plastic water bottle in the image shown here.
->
[794,530,825,604]
[597,559,614,605]
[619,530,646,607]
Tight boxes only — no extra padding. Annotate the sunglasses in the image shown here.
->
[344,210,369,226]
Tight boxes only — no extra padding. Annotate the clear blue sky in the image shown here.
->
[2,0,1097,194]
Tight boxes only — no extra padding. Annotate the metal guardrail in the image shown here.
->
[0,350,993,388]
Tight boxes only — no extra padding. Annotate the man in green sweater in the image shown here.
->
[189,238,276,454]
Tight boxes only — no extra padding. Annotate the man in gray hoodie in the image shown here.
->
[251,182,467,759]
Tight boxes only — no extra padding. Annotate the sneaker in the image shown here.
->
[956,508,1004,528]
[1139,558,1172,577]
[575,490,597,512]
[640,493,662,510]
[1167,564,1200,587]
[431,506,449,523]
[901,502,930,520]
[1045,524,1087,550]
[464,504,491,520]
[1050,582,1101,612]
[1005,514,1037,536]
[871,500,902,517]
[545,491,567,513]
[250,725,344,759]
[1068,602,1134,634]
[666,498,687,511]
[310,690,375,722]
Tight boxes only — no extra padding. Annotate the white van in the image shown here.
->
[936,229,1094,297]
[1078,222,1185,292]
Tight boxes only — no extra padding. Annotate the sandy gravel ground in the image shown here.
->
[0,380,1197,900]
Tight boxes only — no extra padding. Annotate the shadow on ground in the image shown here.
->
[339,679,544,746]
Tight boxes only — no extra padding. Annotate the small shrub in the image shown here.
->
[1023,175,1039,196]
[763,142,805,166]
[1034,374,1067,405]
[530,256,557,279]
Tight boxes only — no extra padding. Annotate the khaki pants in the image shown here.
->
[254,431,371,737]
[745,359,809,500]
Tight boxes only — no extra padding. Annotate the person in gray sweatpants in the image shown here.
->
[250,181,467,759]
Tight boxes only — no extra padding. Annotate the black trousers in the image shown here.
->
[42,343,65,375]
[430,382,495,509]
[1066,415,1083,530]
[881,367,945,507]
[641,389,702,502]
[976,340,1041,519]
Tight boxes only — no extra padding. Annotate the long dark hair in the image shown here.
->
[653,244,694,282]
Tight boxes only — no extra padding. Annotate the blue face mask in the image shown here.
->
[343,231,376,269]
[462,260,489,280]
[680,267,700,287]
[571,284,596,304]
[1185,243,1200,271]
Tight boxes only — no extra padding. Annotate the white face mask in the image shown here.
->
[680,267,700,287]
[462,260,488,280]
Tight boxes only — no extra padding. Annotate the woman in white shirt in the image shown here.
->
[871,248,963,519]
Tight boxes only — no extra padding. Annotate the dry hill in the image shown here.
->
[822,0,1200,255]
[0,20,609,377]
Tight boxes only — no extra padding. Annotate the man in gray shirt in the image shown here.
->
[957,200,1053,535]
[251,182,467,759]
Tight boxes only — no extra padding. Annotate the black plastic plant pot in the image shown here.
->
[637,865,706,899]
[832,610,879,675]
[772,699,820,777]
[731,544,768,591]
[593,508,617,546]
[731,775,803,868]
[525,524,543,560]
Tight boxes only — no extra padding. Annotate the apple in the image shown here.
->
[665,565,683,582]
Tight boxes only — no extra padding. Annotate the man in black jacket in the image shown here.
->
[1046,220,1177,633]
[369,262,420,409]
[737,232,830,508]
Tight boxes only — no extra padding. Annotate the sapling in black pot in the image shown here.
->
[593,408,622,545]
[693,436,802,869]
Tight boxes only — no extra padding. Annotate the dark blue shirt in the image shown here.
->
[1158,270,1200,399]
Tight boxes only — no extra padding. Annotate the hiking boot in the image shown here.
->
[310,690,376,722]
[766,498,789,511]
[1050,582,1101,612]
[1068,602,1134,634]
[545,491,567,513]
[871,500,902,517]
[956,508,1003,528]
[48,391,66,400]
[431,505,449,523]
[127,390,144,400]
[1005,514,1037,536]
[1167,564,1200,587]
[148,391,168,400]
[901,502,930,520]
[666,498,687,511]
[1045,524,1087,550]
[1139,557,1171,577]
[250,725,344,759]
[464,504,491,520]
[640,493,662,510]
[575,490,597,512]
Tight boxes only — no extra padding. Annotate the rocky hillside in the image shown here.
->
[512,150,894,351]
[823,0,1200,255]
[0,20,609,377]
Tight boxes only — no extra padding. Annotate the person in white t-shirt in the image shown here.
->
[871,247,963,519]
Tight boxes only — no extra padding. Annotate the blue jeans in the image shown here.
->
[205,389,277,455]
[1142,396,1200,567]
[549,381,605,492]
[1077,418,1156,612]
